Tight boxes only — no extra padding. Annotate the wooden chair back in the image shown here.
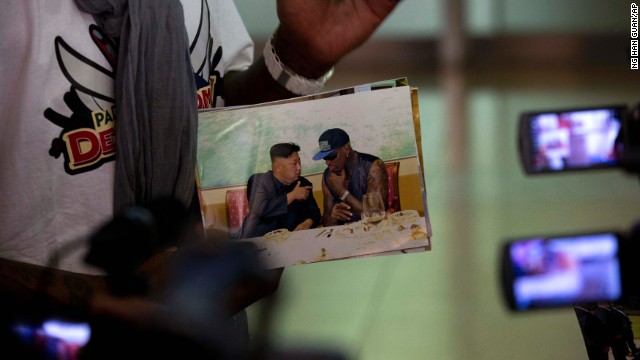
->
[225,187,249,237]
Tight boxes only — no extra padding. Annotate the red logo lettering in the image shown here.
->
[197,86,212,109]
[65,129,101,169]
[62,127,115,171]
[99,128,115,155]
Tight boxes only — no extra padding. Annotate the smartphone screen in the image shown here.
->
[519,105,627,174]
[501,232,623,311]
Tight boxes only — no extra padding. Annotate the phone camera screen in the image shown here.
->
[528,107,624,172]
[509,233,622,310]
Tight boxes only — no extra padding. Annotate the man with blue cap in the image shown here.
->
[312,128,388,226]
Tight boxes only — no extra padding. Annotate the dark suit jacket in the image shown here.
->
[240,171,320,238]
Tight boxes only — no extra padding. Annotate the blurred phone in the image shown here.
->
[500,231,627,311]
[518,105,627,174]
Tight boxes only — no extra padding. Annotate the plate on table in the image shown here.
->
[389,210,419,226]
[392,221,428,240]
[336,221,374,238]
[263,228,291,243]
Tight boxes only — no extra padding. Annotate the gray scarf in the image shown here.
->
[75,0,198,211]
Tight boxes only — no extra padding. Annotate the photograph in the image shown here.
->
[196,85,431,269]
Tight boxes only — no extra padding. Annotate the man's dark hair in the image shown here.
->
[270,142,300,162]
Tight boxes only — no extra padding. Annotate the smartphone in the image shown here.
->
[500,231,629,311]
[518,105,628,174]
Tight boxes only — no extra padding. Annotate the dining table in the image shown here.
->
[241,212,431,269]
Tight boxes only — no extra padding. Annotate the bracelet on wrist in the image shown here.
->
[263,34,334,96]
[340,190,350,202]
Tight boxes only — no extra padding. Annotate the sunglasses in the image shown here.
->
[323,149,339,161]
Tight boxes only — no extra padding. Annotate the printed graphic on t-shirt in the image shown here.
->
[45,25,117,176]
[44,1,224,175]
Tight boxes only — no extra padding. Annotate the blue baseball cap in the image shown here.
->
[312,128,350,160]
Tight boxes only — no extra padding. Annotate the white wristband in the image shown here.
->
[263,34,334,96]
[340,190,350,202]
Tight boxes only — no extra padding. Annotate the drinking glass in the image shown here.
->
[362,192,386,229]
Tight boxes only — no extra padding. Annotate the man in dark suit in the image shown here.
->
[241,143,321,238]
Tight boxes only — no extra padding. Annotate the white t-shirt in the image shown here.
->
[0,0,253,274]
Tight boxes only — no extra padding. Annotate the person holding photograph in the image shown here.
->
[312,128,388,226]
[0,0,400,300]
[1,0,400,357]
[241,143,321,239]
